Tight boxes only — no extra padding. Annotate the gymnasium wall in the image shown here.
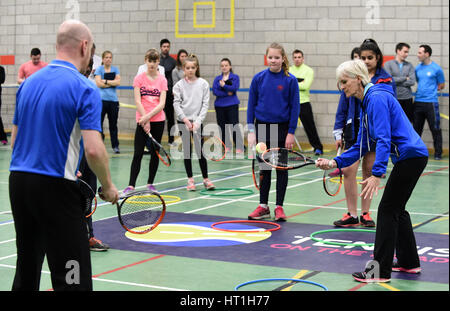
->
[0,0,448,149]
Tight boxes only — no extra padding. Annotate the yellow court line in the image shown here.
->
[378,283,400,291]
[281,269,309,291]
[432,217,448,223]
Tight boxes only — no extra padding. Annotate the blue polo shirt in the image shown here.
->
[415,61,445,103]
[10,60,102,181]
[94,65,120,102]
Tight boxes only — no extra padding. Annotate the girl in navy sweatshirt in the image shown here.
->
[212,58,244,154]
[247,43,300,222]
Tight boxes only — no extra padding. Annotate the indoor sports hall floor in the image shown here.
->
[0,137,448,292]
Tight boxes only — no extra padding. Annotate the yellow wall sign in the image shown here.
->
[175,0,235,38]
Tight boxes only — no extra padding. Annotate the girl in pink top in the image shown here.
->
[123,49,168,194]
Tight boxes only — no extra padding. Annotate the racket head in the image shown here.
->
[323,147,343,196]
[78,179,97,218]
[252,158,262,190]
[118,190,166,234]
[155,147,171,167]
[203,135,226,161]
[261,148,315,170]
[323,167,342,196]
[148,133,171,167]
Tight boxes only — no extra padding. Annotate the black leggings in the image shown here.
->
[255,121,289,206]
[178,121,208,179]
[9,172,92,291]
[101,100,119,149]
[128,121,165,186]
[373,156,428,279]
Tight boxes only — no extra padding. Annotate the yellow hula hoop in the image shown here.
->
[126,194,181,205]
[330,176,363,184]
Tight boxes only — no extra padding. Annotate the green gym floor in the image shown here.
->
[0,137,448,293]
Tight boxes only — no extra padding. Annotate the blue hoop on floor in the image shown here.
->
[234,278,328,291]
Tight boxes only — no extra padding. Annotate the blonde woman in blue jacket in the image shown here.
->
[317,59,428,283]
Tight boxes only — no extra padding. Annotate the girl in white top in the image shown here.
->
[173,54,215,191]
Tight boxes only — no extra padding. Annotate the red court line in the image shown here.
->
[348,283,367,291]
[46,254,166,291]
[286,197,347,219]
[421,166,448,176]
[92,254,166,278]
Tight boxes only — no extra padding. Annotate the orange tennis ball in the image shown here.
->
[255,142,267,154]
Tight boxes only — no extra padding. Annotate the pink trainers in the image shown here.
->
[122,186,135,196]
[203,178,215,190]
[248,205,270,220]
[187,178,196,191]
[274,206,287,222]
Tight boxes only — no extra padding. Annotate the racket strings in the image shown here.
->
[120,194,163,232]
[203,136,226,161]
[262,149,308,168]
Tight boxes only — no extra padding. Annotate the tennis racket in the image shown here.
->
[78,179,97,218]
[251,146,262,190]
[116,189,166,234]
[322,146,343,196]
[147,132,171,167]
[202,134,226,161]
[260,148,316,170]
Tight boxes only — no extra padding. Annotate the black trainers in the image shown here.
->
[392,262,421,274]
[89,237,110,252]
[360,212,376,227]
[352,271,390,283]
[333,212,359,227]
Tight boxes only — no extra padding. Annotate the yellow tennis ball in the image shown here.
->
[255,142,267,154]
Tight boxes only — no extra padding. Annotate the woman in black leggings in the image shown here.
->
[123,49,168,194]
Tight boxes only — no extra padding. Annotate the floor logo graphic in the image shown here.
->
[125,222,271,247]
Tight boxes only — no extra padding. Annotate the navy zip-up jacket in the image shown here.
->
[212,72,240,108]
[247,69,300,134]
[334,83,428,177]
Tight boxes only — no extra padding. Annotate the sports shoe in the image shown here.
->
[248,205,270,220]
[122,186,135,196]
[392,262,421,274]
[360,212,376,227]
[333,212,360,227]
[434,155,442,160]
[113,147,120,154]
[203,178,215,190]
[328,168,340,177]
[147,184,157,192]
[89,237,109,252]
[274,206,287,222]
[314,149,323,156]
[352,271,390,283]
[187,178,196,191]
[1,140,7,145]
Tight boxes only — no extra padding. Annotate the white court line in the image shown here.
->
[0,254,16,261]
[0,263,189,291]
[0,238,15,245]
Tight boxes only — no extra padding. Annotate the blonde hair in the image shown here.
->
[336,59,371,86]
[145,48,160,62]
[266,42,290,77]
[183,54,200,77]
